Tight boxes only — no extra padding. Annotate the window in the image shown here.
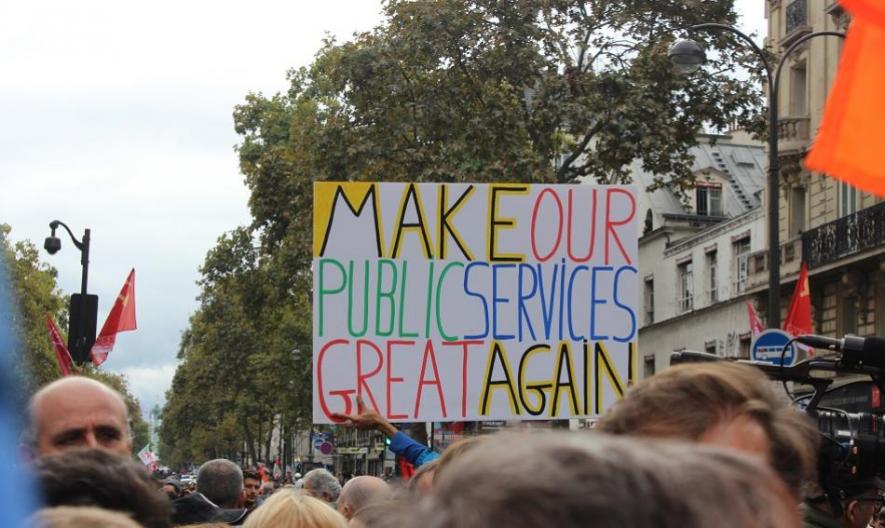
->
[739,334,751,359]
[790,63,808,116]
[840,181,858,217]
[644,277,654,325]
[704,340,718,355]
[677,261,694,313]
[706,251,718,304]
[643,355,655,378]
[789,186,806,236]
[732,238,751,294]
[696,183,723,216]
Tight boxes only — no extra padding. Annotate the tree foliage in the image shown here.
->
[0,224,150,451]
[162,0,764,465]
[235,0,764,248]
[159,228,312,467]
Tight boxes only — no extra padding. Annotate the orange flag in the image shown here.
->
[45,316,73,376]
[91,269,137,366]
[805,0,885,193]
[784,262,812,338]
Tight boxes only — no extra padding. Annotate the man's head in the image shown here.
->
[303,468,342,504]
[196,459,243,509]
[261,480,276,496]
[808,471,885,527]
[242,469,261,508]
[596,362,818,495]
[411,432,800,528]
[161,478,181,501]
[408,460,438,495]
[27,376,132,457]
[35,448,172,528]
[337,476,389,519]
[841,488,884,528]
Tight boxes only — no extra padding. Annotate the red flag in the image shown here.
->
[804,1,885,193]
[45,316,73,377]
[746,300,764,339]
[91,269,137,366]
[784,263,813,338]
[398,457,415,480]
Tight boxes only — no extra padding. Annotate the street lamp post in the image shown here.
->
[44,220,96,364]
[668,24,845,329]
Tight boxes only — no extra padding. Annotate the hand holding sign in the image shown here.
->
[331,395,399,438]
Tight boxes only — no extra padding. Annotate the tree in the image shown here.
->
[1,224,150,451]
[2,224,69,392]
[164,0,767,466]
[235,0,764,250]
[159,227,312,468]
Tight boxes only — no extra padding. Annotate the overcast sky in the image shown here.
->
[0,0,765,414]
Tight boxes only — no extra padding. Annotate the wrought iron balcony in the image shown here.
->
[786,0,808,35]
[802,201,885,269]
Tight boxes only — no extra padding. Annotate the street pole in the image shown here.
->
[78,228,91,358]
[672,25,845,328]
[45,220,94,363]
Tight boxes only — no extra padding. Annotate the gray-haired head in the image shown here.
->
[410,432,800,528]
[197,459,243,509]
[303,468,342,504]
[337,475,389,519]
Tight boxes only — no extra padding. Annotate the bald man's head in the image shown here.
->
[337,476,389,520]
[28,377,132,457]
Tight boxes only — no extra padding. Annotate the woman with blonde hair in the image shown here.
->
[244,488,346,528]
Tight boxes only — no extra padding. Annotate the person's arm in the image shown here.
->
[388,430,439,467]
[331,396,439,467]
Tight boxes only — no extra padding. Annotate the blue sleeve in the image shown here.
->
[388,431,440,467]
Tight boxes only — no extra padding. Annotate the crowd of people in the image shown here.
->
[17,364,885,527]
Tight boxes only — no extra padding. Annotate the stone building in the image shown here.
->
[635,133,768,374]
[754,0,885,338]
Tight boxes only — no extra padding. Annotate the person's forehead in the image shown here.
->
[37,394,128,436]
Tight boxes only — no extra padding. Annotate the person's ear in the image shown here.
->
[845,500,860,523]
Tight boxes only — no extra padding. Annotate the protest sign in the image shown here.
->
[313,182,638,423]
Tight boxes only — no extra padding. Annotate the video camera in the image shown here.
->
[672,334,885,513]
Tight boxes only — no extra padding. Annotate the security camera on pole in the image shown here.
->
[44,220,97,365]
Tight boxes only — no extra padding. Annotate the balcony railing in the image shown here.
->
[778,117,810,143]
[785,0,808,35]
[802,201,885,269]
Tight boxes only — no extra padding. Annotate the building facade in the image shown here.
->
[636,134,769,374]
[756,0,885,338]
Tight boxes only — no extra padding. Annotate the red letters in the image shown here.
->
[567,189,598,262]
[415,341,447,418]
[530,188,564,262]
[317,339,355,420]
[604,188,635,265]
[443,340,484,418]
[385,340,412,419]
[356,340,383,411]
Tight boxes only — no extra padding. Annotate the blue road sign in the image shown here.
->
[751,329,795,366]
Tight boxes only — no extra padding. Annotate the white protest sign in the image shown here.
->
[312,182,638,423]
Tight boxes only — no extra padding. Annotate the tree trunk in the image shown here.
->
[245,418,258,466]
[263,415,274,463]
[277,416,284,465]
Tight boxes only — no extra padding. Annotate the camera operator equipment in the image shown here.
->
[672,334,885,528]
